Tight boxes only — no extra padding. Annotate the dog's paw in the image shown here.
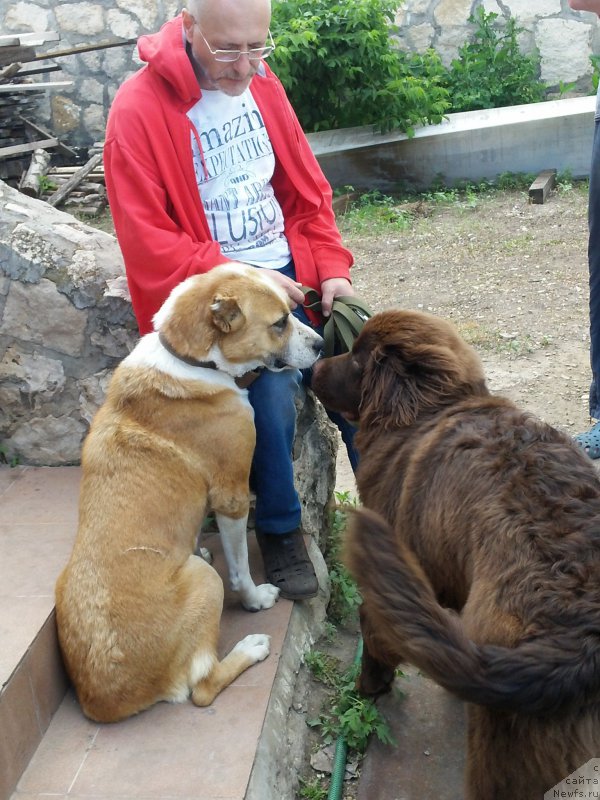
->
[241,583,280,612]
[234,633,271,663]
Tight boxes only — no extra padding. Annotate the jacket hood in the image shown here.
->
[137,16,200,105]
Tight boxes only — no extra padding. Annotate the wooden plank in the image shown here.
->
[15,62,61,76]
[0,81,72,92]
[528,169,557,204]
[0,31,59,46]
[0,45,36,66]
[19,147,51,196]
[0,137,58,158]
[19,115,77,159]
[0,62,21,80]
[35,38,137,60]
[47,152,103,207]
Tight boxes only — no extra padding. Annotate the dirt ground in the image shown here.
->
[344,182,593,437]
[295,181,596,799]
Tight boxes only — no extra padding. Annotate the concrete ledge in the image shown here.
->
[309,95,597,191]
[247,539,329,800]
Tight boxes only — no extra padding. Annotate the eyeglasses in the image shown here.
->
[195,25,276,62]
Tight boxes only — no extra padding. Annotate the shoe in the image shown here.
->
[575,421,600,459]
[255,528,319,600]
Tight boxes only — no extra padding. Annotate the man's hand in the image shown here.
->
[262,269,306,308]
[320,277,354,317]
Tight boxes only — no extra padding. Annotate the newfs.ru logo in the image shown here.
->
[546,760,600,799]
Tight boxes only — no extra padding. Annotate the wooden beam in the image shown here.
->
[528,169,557,204]
[0,32,59,46]
[15,63,61,76]
[0,137,58,158]
[34,38,137,60]
[47,152,103,207]
[0,45,36,66]
[0,62,21,80]
[0,81,72,93]
[19,116,78,159]
[19,147,51,196]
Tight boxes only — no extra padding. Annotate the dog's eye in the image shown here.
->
[272,314,289,332]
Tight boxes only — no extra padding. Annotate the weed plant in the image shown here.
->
[324,490,362,626]
[0,443,19,467]
[297,776,327,800]
[445,8,546,112]
[306,649,395,753]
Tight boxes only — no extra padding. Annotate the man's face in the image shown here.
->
[182,0,271,96]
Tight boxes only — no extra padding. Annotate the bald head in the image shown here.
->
[186,0,271,26]
[182,0,272,95]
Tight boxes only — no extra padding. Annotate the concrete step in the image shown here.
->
[356,666,466,800]
[0,465,328,800]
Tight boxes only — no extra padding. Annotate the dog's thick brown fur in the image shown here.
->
[55,264,323,723]
[312,309,600,799]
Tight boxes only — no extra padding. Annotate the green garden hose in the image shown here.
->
[327,637,364,800]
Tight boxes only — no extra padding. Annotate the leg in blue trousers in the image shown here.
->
[249,261,359,598]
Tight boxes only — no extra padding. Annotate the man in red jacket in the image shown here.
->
[104,0,357,600]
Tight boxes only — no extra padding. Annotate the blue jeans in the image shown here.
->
[589,116,600,419]
[248,262,358,534]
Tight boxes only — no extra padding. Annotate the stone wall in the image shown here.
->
[0,179,138,464]
[1,0,599,150]
[397,0,600,88]
[0,178,336,540]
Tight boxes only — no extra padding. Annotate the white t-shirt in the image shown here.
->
[187,88,292,268]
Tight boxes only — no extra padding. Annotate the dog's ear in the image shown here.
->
[361,347,419,428]
[210,295,245,333]
[361,340,464,429]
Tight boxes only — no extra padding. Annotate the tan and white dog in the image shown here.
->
[55,264,323,723]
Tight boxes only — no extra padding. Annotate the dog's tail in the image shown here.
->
[346,508,600,715]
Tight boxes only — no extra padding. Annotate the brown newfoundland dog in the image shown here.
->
[311,309,600,800]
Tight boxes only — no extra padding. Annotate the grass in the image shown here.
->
[73,206,115,234]
[456,320,551,356]
[336,173,589,237]
[336,190,414,235]
[0,443,19,467]
[298,776,328,800]
[307,651,394,756]
[323,491,362,626]
[305,647,395,754]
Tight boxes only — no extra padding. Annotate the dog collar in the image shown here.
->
[158,331,261,388]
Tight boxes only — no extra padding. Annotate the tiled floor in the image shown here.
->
[0,466,80,687]
[0,466,80,800]
[0,465,299,800]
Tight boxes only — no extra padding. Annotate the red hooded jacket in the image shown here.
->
[104,16,353,334]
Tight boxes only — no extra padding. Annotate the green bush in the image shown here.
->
[591,53,600,93]
[270,2,548,134]
[445,7,547,112]
[270,0,450,134]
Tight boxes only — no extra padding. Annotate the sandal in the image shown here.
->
[574,421,600,459]
[255,528,318,600]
